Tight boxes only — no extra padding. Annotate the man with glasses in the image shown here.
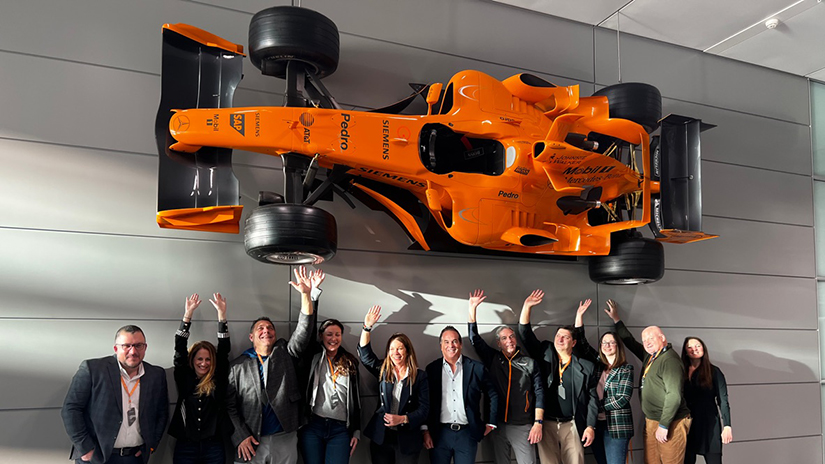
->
[604,299,691,464]
[62,325,169,463]
[518,289,598,464]
[466,289,544,464]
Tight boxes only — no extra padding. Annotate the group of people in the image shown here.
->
[61,267,731,464]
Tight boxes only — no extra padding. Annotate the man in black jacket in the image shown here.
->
[518,289,598,464]
[423,325,499,464]
[62,325,169,464]
[467,289,544,464]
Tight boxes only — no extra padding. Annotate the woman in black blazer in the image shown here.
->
[168,293,231,464]
[358,305,429,464]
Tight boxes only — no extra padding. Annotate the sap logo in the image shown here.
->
[340,113,351,150]
[498,191,519,199]
[231,114,245,136]
[563,165,615,175]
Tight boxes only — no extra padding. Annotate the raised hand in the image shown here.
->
[310,268,325,290]
[468,289,486,323]
[604,299,621,323]
[364,305,381,329]
[184,294,201,321]
[209,292,227,321]
[289,265,312,295]
[524,289,544,308]
[574,298,592,327]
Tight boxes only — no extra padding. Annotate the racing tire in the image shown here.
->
[248,6,339,79]
[244,204,337,265]
[589,235,664,284]
[593,83,662,133]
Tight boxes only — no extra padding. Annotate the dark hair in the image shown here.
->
[681,337,713,389]
[556,325,575,336]
[318,319,358,376]
[380,333,419,385]
[189,341,217,396]
[114,325,144,342]
[249,317,275,334]
[439,326,462,344]
[598,331,627,369]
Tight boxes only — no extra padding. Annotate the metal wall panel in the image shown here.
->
[593,29,810,125]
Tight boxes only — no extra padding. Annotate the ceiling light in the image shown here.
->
[765,18,780,29]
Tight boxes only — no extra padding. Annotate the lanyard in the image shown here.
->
[327,355,339,389]
[503,349,520,422]
[120,377,139,406]
[256,352,268,385]
[558,358,571,384]
[642,348,665,381]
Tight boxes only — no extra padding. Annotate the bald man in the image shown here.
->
[604,300,691,464]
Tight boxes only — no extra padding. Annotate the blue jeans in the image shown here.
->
[592,421,630,464]
[173,438,225,464]
[299,415,351,464]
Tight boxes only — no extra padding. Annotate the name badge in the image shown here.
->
[127,406,136,426]
[558,387,566,400]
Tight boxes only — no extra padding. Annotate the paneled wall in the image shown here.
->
[0,1,817,463]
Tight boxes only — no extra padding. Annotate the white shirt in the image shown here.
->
[439,356,468,425]
[114,362,145,448]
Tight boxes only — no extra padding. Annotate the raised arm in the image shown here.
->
[174,294,201,385]
[209,293,231,372]
[287,266,318,357]
[517,289,545,359]
[572,299,601,364]
[605,300,645,361]
[467,289,496,366]
[357,305,383,377]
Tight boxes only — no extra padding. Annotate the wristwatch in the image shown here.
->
[534,419,543,425]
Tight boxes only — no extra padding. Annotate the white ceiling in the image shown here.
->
[493,0,825,82]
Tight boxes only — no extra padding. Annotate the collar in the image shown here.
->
[118,361,145,381]
[443,355,463,369]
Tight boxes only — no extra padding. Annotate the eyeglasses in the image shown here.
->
[601,341,617,346]
[117,343,147,351]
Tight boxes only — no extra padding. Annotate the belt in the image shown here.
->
[546,416,574,423]
[442,423,468,431]
[112,446,141,456]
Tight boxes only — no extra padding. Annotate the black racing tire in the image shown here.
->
[593,83,662,133]
[589,235,664,284]
[244,204,337,265]
[248,6,339,78]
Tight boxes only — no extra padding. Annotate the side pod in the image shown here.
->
[154,24,245,233]
[650,115,718,243]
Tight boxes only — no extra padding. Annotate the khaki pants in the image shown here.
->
[644,416,692,464]
[537,419,584,464]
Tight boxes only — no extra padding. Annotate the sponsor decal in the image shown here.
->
[210,113,220,131]
[498,190,519,199]
[382,119,390,160]
[303,127,311,144]
[255,113,261,137]
[464,147,484,160]
[514,166,530,175]
[340,113,351,150]
[231,113,245,136]
[358,167,425,188]
[299,112,315,127]
[563,165,616,175]
[566,173,622,185]
[173,115,190,132]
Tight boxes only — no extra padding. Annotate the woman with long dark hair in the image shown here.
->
[168,293,231,464]
[358,305,429,464]
[572,299,634,464]
[681,337,732,464]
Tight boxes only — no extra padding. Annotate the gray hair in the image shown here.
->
[494,325,515,340]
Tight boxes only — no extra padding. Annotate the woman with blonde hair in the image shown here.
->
[358,305,429,464]
[168,293,231,464]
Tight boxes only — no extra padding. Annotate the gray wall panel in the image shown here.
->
[663,217,815,277]
[0,409,77,462]
[723,436,823,464]
[599,270,817,330]
[0,228,291,321]
[702,161,813,226]
[728,383,821,440]
[594,29,810,124]
[662,97,812,175]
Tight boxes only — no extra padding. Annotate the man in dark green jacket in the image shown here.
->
[604,300,691,464]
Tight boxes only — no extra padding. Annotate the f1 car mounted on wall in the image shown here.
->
[155,6,717,284]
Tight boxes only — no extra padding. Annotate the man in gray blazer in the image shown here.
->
[227,266,320,464]
[62,325,169,464]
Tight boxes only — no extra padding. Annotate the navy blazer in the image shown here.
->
[358,342,430,455]
[425,356,498,443]
[62,356,169,464]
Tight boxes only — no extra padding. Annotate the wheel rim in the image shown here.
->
[601,277,657,285]
[262,251,326,265]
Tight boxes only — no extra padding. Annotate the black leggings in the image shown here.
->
[685,451,722,464]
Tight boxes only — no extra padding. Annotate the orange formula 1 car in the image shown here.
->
[155,6,717,284]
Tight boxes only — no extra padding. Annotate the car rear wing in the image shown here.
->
[154,24,245,233]
[650,115,718,243]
